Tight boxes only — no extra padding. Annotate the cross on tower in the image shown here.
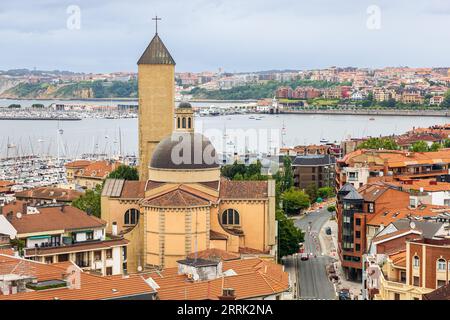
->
[152,15,161,34]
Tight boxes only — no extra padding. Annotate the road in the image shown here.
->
[294,208,336,300]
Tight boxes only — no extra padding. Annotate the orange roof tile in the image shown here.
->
[219,180,268,199]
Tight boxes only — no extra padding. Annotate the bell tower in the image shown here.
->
[137,17,176,181]
[175,102,194,133]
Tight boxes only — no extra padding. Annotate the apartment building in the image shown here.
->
[0,201,128,276]
[336,149,450,191]
[292,155,335,189]
[15,187,83,206]
[65,160,120,190]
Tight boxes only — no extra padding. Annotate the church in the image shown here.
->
[100,26,277,271]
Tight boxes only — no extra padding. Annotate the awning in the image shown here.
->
[28,235,51,240]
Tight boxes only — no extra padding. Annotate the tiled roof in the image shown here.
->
[358,184,391,202]
[372,229,421,243]
[219,180,268,199]
[387,179,450,192]
[141,188,210,208]
[147,258,289,300]
[15,187,83,202]
[210,230,228,240]
[120,180,146,198]
[2,204,105,234]
[187,248,239,261]
[76,161,120,179]
[64,160,91,169]
[389,250,407,268]
[0,255,155,300]
[366,204,449,226]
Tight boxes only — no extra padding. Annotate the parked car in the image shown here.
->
[325,227,332,235]
[300,253,309,261]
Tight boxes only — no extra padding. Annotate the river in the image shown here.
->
[0,99,447,158]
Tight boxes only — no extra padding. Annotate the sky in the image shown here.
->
[0,0,450,73]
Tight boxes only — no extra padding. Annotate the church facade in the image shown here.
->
[100,31,277,271]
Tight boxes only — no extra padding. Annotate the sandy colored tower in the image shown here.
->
[137,29,175,181]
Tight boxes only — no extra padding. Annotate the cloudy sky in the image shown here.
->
[1,0,449,73]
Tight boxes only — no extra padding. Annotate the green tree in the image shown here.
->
[357,137,399,150]
[429,142,442,152]
[276,210,304,258]
[305,183,318,203]
[327,205,336,212]
[72,184,102,218]
[281,188,310,215]
[107,165,139,180]
[318,186,335,199]
[444,139,450,148]
[441,90,450,109]
[409,140,429,152]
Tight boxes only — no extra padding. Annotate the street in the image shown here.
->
[284,208,336,300]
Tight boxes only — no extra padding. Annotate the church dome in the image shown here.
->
[178,102,192,109]
[150,132,219,170]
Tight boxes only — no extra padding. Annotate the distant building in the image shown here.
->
[276,86,293,99]
[430,95,444,106]
[65,160,121,190]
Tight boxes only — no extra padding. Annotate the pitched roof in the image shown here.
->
[76,161,120,179]
[219,180,268,199]
[423,282,450,300]
[2,204,105,234]
[366,204,448,226]
[15,187,83,202]
[137,34,175,65]
[209,230,228,240]
[292,154,335,166]
[0,254,155,300]
[342,189,363,201]
[392,219,443,239]
[187,248,239,261]
[147,258,289,300]
[141,188,210,208]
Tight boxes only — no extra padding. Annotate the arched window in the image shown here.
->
[437,258,446,271]
[177,117,181,129]
[188,117,192,129]
[221,209,240,225]
[124,209,140,225]
[413,256,420,268]
[182,117,186,128]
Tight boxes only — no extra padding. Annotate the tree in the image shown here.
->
[107,165,139,181]
[444,139,450,148]
[327,205,336,212]
[276,210,304,258]
[273,156,294,193]
[72,184,102,218]
[441,90,450,109]
[281,188,310,215]
[305,183,318,203]
[357,137,399,150]
[429,142,442,152]
[318,186,335,199]
[409,140,429,152]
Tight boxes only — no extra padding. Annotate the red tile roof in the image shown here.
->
[1,204,105,234]
[219,180,268,199]
[15,187,83,202]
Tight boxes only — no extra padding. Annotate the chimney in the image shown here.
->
[112,222,118,236]
[218,288,236,301]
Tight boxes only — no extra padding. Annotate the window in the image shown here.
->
[221,209,240,225]
[437,280,446,288]
[188,117,191,129]
[413,256,420,268]
[106,249,113,259]
[106,267,113,276]
[58,254,69,262]
[355,244,361,251]
[94,250,102,261]
[124,209,140,225]
[355,218,361,226]
[437,258,446,271]
[400,271,406,283]
[182,117,186,128]
[86,231,94,241]
[177,117,180,129]
[413,276,420,286]
[368,203,374,213]
[348,172,358,181]
[394,293,400,300]
[44,256,53,264]
[355,231,361,239]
